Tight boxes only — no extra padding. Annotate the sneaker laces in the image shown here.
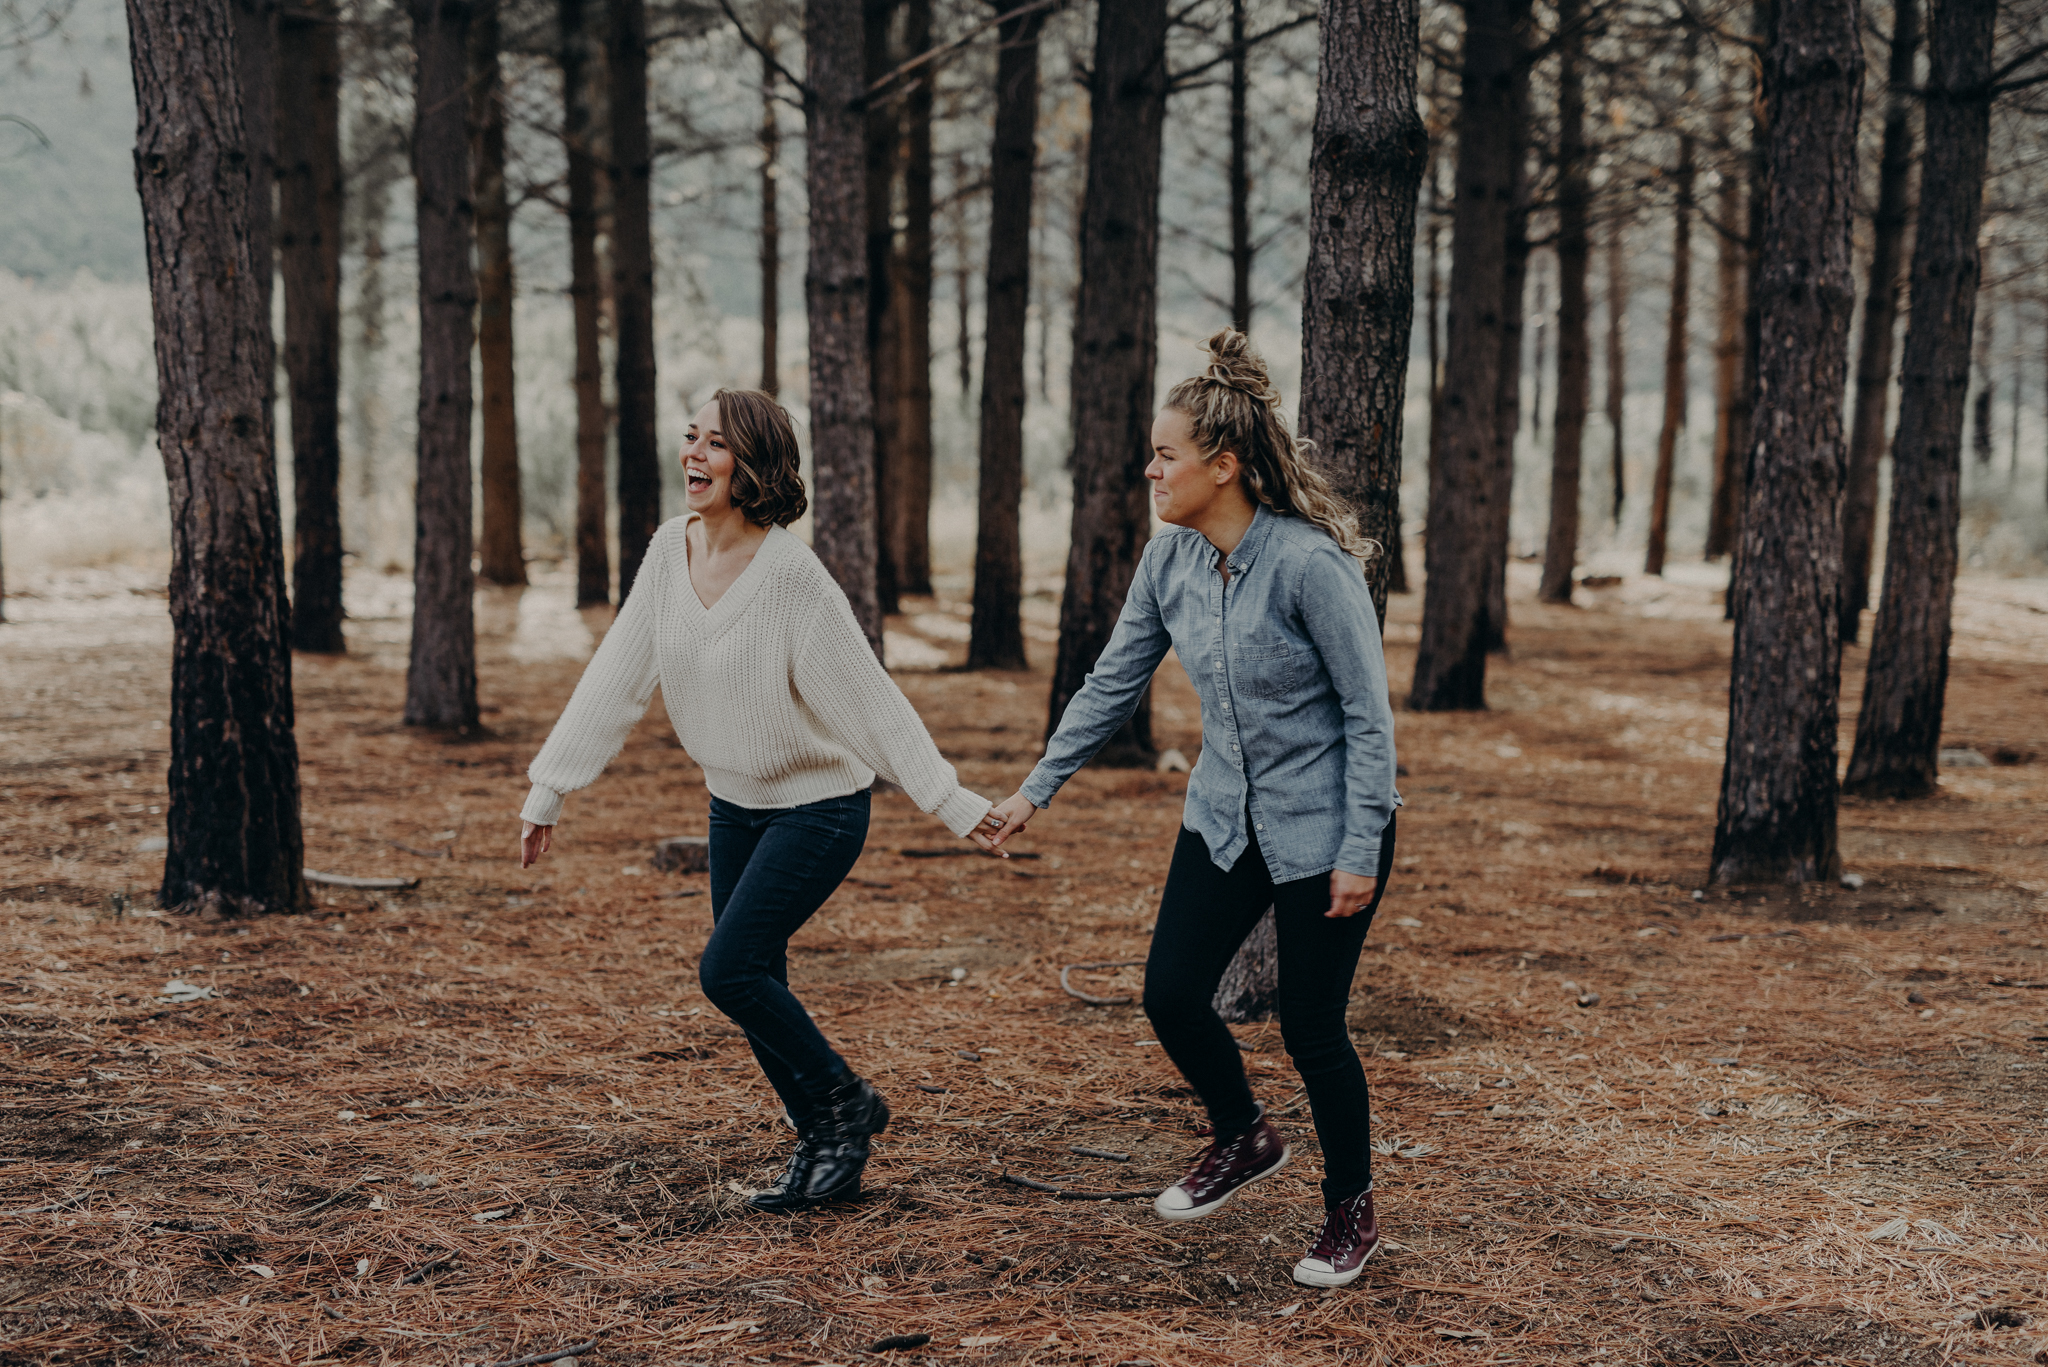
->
[1310,1200,1367,1258]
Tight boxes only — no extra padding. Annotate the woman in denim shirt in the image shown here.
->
[987,330,1400,1288]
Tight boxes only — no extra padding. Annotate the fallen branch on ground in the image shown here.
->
[1060,960,1146,1006]
[304,870,419,891]
[1000,1172,1164,1201]
[477,1339,601,1367]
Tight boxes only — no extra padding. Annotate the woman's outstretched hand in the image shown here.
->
[981,792,1039,853]
[966,804,1012,858]
[1327,869,1383,919]
[520,821,554,869]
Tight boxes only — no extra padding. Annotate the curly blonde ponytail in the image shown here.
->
[1161,329,1382,570]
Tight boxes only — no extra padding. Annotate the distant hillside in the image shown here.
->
[0,0,146,282]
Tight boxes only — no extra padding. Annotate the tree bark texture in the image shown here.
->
[278,0,346,651]
[405,0,480,731]
[1228,0,1252,333]
[1839,0,1918,641]
[760,37,780,395]
[893,0,934,598]
[1213,908,1278,1022]
[1047,0,1168,756]
[472,0,525,587]
[127,0,307,915]
[1705,84,1746,561]
[1297,0,1425,625]
[1412,0,1521,709]
[1539,0,1591,608]
[806,0,883,650]
[1646,80,1694,577]
[1481,7,1532,654]
[1709,0,1862,885]
[562,0,609,606]
[1718,5,1771,610]
[609,0,659,601]
[1605,210,1627,523]
[966,1,1046,673]
[1842,0,1996,799]
[230,0,274,327]
[865,0,901,616]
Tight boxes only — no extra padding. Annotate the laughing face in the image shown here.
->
[680,400,734,513]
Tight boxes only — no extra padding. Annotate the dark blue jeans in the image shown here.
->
[701,789,870,1125]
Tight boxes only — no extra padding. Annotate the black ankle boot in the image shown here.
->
[800,1071,891,1203]
[746,1132,824,1212]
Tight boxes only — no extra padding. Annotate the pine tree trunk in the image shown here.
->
[231,0,275,326]
[128,0,307,916]
[1047,0,1167,757]
[866,0,901,617]
[1705,82,1746,562]
[1842,0,1996,800]
[1839,0,1919,642]
[562,0,609,606]
[1228,0,1252,334]
[405,0,480,732]
[609,0,658,601]
[1970,274,1994,467]
[1416,0,1525,705]
[966,0,1046,673]
[1213,908,1278,1022]
[894,0,934,598]
[278,0,346,650]
[1539,0,1591,608]
[1645,63,1693,578]
[760,37,780,395]
[472,0,525,587]
[1298,0,1425,625]
[806,0,883,650]
[1481,8,1532,655]
[1708,0,1862,886]
[1719,6,1770,613]
[1605,211,1627,524]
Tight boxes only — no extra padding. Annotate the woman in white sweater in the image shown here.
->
[518,388,1002,1211]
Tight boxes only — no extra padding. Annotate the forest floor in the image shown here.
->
[3,555,2047,1367]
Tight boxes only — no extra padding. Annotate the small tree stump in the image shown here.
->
[651,836,709,873]
[1213,907,1277,1022]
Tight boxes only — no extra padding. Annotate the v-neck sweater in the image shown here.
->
[520,515,992,838]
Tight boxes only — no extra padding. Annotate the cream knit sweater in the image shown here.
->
[520,516,991,838]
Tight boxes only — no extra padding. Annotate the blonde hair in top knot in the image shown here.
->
[1164,328,1382,570]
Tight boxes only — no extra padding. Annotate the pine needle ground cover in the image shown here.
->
[3,564,2045,1366]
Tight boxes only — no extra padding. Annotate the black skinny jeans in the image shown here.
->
[1141,817,1395,1204]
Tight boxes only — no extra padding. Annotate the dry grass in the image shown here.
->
[2,563,2047,1366]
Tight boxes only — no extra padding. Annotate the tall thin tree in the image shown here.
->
[760,32,781,395]
[1704,79,1745,561]
[1047,0,1168,758]
[806,0,883,649]
[1709,0,1862,885]
[966,0,1048,672]
[128,0,307,914]
[1843,0,1998,799]
[1481,0,1533,652]
[1604,209,1627,522]
[1298,0,1425,624]
[1228,0,1252,333]
[893,0,935,598]
[278,0,346,649]
[865,0,902,615]
[1839,0,1919,641]
[610,0,659,600]
[1645,40,1695,577]
[1539,0,1592,606]
[473,0,525,586]
[405,0,480,731]
[1412,0,1522,708]
[561,0,609,606]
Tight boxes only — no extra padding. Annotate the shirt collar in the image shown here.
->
[1219,501,1278,575]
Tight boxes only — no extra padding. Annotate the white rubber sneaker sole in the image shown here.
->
[1291,1235,1380,1287]
[1152,1146,1289,1222]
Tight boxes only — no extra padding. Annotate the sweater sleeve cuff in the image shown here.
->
[520,784,565,827]
[933,786,994,839]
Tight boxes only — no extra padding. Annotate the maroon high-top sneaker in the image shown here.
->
[1153,1111,1289,1221]
[1292,1189,1380,1286]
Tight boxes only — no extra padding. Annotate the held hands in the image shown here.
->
[1327,868,1383,919]
[519,820,554,869]
[980,792,1039,854]
[966,797,1023,858]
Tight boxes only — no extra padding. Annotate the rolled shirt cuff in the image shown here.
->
[1333,840,1382,881]
[933,786,995,839]
[1018,763,1060,810]
[520,784,566,828]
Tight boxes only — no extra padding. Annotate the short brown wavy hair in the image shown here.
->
[714,388,808,527]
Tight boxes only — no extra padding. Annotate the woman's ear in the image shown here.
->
[1212,450,1240,485]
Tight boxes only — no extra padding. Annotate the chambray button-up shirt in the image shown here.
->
[1021,503,1400,881]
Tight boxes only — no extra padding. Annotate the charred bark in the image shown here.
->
[1539,0,1591,608]
[1297,0,1425,625]
[278,0,346,649]
[562,0,609,606]
[1709,0,1862,885]
[472,0,525,587]
[1704,83,1746,562]
[1412,0,1522,709]
[1047,0,1168,758]
[1645,54,1694,578]
[1842,0,1997,800]
[231,0,275,326]
[405,0,480,732]
[1839,0,1917,641]
[128,0,307,915]
[610,0,658,601]
[1228,0,1252,334]
[967,0,1047,673]
[806,0,883,650]
[894,0,934,598]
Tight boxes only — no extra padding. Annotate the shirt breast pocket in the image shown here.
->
[1232,642,1306,701]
